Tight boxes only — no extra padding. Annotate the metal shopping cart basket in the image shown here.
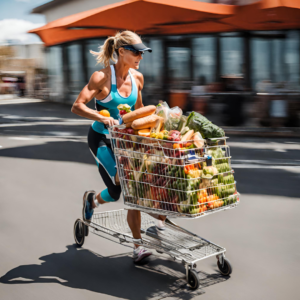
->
[73,125,240,290]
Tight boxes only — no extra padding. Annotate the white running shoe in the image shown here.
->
[156,220,166,231]
[133,246,152,263]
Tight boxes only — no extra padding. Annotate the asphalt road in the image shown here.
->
[0,99,300,300]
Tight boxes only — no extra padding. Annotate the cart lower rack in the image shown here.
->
[74,209,232,289]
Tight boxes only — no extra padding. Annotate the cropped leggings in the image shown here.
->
[88,126,121,202]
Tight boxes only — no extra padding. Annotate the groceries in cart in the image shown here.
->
[111,102,239,218]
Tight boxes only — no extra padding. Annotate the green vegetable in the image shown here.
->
[223,175,234,185]
[178,115,188,132]
[179,201,189,213]
[216,163,231,173]
[211,178,218,187]
[186,112,225,139]
[203,166,218,176]
[180,126,190,135]
[189,204,199,214]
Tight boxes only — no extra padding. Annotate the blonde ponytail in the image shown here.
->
[90,31,141,67]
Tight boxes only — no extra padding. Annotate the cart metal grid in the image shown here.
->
[109,125,239,219]
[83,209,226,266]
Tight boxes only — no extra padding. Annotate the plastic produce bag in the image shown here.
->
[155,102,170,122]
[165,106,183,131]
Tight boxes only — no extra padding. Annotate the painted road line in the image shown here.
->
[0,121,92,128]
[228,141,300,150]
[1,115,91,122]
[232,159,300,166]
[0,99,45,105]
[8,137,37,141]
[232,164,300,174]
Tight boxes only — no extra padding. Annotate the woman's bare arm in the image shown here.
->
[135,72,144,110]
[71,71,118,127]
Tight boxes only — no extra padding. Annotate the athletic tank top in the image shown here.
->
[92,65,138,134]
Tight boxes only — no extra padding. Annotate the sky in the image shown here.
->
[0,0,49,44]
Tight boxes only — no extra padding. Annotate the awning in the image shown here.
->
[225,0,300,31]
[29,0,236,46]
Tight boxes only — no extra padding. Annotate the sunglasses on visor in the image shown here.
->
[121,45,144,56]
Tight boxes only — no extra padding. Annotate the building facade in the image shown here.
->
[32,0,300,106]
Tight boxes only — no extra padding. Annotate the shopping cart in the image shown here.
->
[73,125,239,290]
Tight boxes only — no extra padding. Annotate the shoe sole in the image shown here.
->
[82,190,96,222]
[134,252,152,263]
[156,225,166,231]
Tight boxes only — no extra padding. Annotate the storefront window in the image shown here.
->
[67,43,85,99]
[285,31,300,85]
[138,39,164,105]
[138,39,163,84]
[86,39,105,78]
[251,31,300,90]
[220,36,243,76]
[251,38,271,89]
[192,37,216,84]
[47,46,63,100]
[272,38,285,83]
[168,47,191,80]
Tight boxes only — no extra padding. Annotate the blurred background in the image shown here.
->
[1,0,300,132]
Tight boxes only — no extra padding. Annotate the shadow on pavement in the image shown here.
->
[0,123,90,138]
[0,141,299,197]
[0,245,228,299]
[234,168,300,198]
[0,140,95,165]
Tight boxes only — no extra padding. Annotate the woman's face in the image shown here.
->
[118,39,143,69]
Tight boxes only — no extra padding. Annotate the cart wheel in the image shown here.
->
[188,269,200,290]
[84,224,89,237]
[74,219,85,247]
[217,258,232,276]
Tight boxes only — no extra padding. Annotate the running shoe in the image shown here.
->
[156,220,166,231]
[82,190,96,221]
[133,246,152,263]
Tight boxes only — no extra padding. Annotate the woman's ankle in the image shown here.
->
[96,193,106,205]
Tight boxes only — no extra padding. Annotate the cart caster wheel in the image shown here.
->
[84,224,89,236]
[74,219,85,247]
[217,258,232,276]
[188,269,200,290]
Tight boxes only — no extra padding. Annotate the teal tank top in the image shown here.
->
[92,65,137,134]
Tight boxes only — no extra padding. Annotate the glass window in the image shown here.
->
[272,38,285,83]
[138,39,164,105]
[251,30,300,89]
[47,46,63,100]
[251,38,271,88]
[168,47,191,80]
[86,39,105,78]
[192,37,216,84]
[138,39,163,85]
[67,43,85,97]
[285,31,300,85]
[220,36,243,76]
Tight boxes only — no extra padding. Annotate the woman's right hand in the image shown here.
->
[100,116,119,127]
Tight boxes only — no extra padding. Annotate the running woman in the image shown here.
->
[72,31,165,262]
